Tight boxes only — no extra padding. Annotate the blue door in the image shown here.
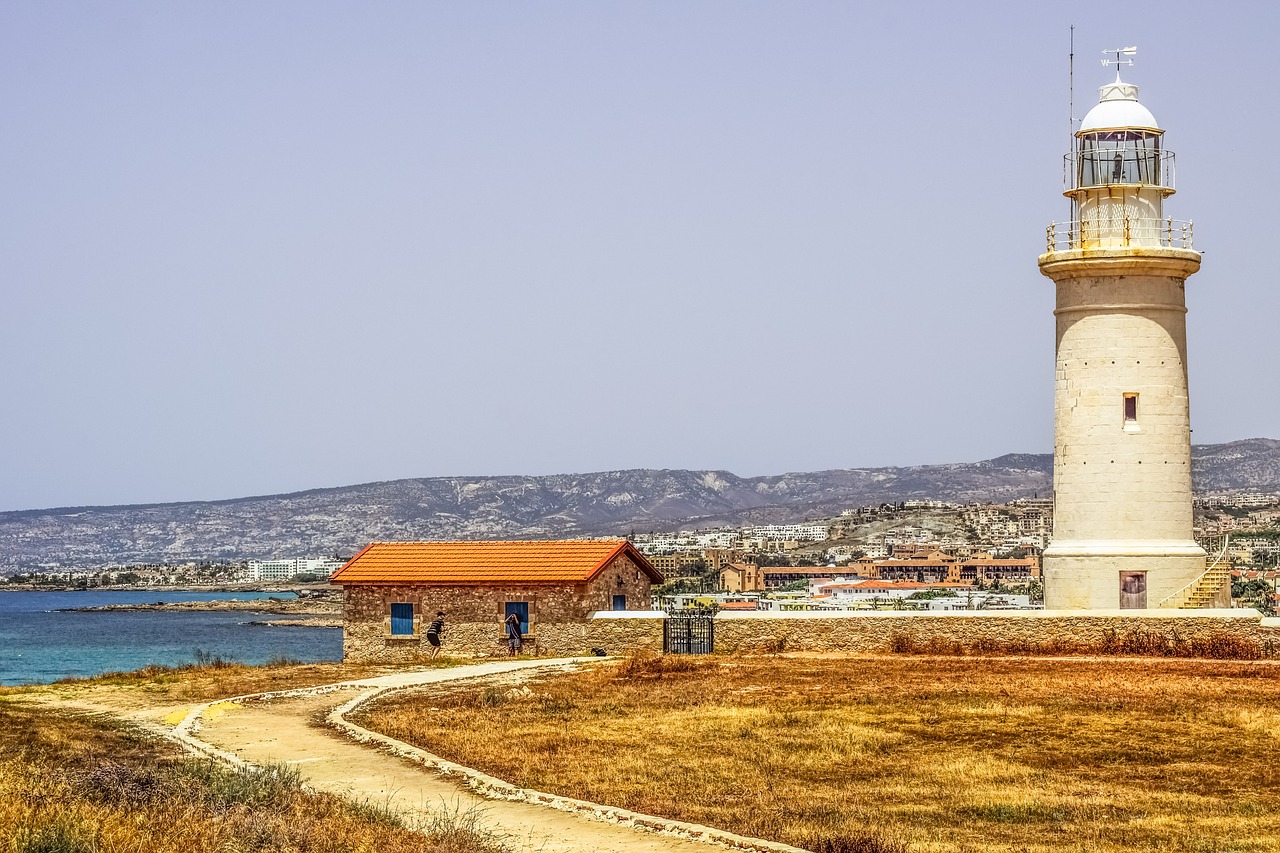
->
[612,594,627,611]
[504,601,529,634]
[390,602,414,635]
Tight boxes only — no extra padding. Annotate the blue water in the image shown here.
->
[0,590,341,685]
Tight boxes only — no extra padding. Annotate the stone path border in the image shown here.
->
[169,659,809,853]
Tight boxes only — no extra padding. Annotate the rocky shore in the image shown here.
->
[247,617,344,628]
[57,594,341,618]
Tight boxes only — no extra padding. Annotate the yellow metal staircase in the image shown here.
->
[1176,564,1232,609]
[1157,536,1233,609]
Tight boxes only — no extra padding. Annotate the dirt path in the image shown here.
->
[181,660,797,853]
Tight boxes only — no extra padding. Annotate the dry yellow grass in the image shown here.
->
[0,698,509,852]
[359,654,1280,853]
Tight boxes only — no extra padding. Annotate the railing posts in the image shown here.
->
[1045,218,1193,252]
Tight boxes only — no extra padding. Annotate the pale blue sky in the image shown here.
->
[2,1,1276,511]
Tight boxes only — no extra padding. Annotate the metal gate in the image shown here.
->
[664,615,714,654]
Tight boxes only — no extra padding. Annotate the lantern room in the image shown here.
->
[1047,55,1192,252]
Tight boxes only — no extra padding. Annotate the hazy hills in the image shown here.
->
[2,439,1278,570]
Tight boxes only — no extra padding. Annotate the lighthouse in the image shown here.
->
[1039,50,1213,610]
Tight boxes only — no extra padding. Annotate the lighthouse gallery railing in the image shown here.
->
[1045,218,1194,252]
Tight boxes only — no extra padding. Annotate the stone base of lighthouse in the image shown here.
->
[1043,541,1206,610]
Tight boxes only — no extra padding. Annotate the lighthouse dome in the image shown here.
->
[1080,75,1159,132]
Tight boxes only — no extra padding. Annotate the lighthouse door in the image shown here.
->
[1119,572,1148,609]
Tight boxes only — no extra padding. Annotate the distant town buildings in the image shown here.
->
[247,557,345,581]
[738,524,830,542]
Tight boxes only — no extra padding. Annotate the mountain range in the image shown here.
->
[2,438,1278,570]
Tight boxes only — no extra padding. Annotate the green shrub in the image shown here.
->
[11,820,99,853]
[176,760,303,808]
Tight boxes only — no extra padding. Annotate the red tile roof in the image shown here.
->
[330,539,662,586]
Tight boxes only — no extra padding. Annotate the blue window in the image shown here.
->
[504,601,529,634]
[390,602,415,635]
[612,594,627,611]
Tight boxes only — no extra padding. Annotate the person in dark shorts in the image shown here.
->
[504,611,523,656]
[425,611,445,658]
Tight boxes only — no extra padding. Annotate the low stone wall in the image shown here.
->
[344,608,1278,663]
[344,615,664,663]
[714,609,1279,658]
[537,617,664,658]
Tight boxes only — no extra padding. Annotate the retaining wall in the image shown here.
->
[714,609,1280,657]
[343,608,1280,663]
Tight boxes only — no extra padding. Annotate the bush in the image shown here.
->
[176,760,303,808]
[418,805,510,851]
[11,820,99,853]
[191,648,234,668]
[614,650,699,680]
[885,628,1264,660]
[798,832,909,853]
[887,632,914,654]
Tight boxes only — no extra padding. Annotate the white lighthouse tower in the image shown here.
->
[1039,49,1216,610]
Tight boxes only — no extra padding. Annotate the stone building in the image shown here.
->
[720,561,763,593]
[330,539,663,663]
[849,552,1040,585]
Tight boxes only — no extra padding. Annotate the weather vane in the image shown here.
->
[1101,46,1137,70]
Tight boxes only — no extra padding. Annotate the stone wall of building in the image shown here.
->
[339,556,657,664]
[714,610,1279,657]
[343,612,664,663]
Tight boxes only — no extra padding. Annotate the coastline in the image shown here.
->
[55,596,340,617]
[1,581,333,594]
[247,617,344,628]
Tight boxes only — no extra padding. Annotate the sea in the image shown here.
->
[0,590,342,686]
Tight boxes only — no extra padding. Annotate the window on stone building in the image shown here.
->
[612,594,627,611]
[390,602,414,635]
[504,601,529,635]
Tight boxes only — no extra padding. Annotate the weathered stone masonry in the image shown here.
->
[713,610,1280,657]
[344,604,1279,664]
[342,554,658,662]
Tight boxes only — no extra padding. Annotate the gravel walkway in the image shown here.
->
[176,659,804,853]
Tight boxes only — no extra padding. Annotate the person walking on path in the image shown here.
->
[504,612,523,656]
[425,611,445,658]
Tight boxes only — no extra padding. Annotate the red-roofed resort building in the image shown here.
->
[329,539,663,662]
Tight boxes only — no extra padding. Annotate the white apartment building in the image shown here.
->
[695,531,741,549]
[739,524,830,542]
[247,557,344,581]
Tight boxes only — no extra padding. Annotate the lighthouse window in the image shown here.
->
[1077,131,1162,188]
[1123,394,1139,423]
